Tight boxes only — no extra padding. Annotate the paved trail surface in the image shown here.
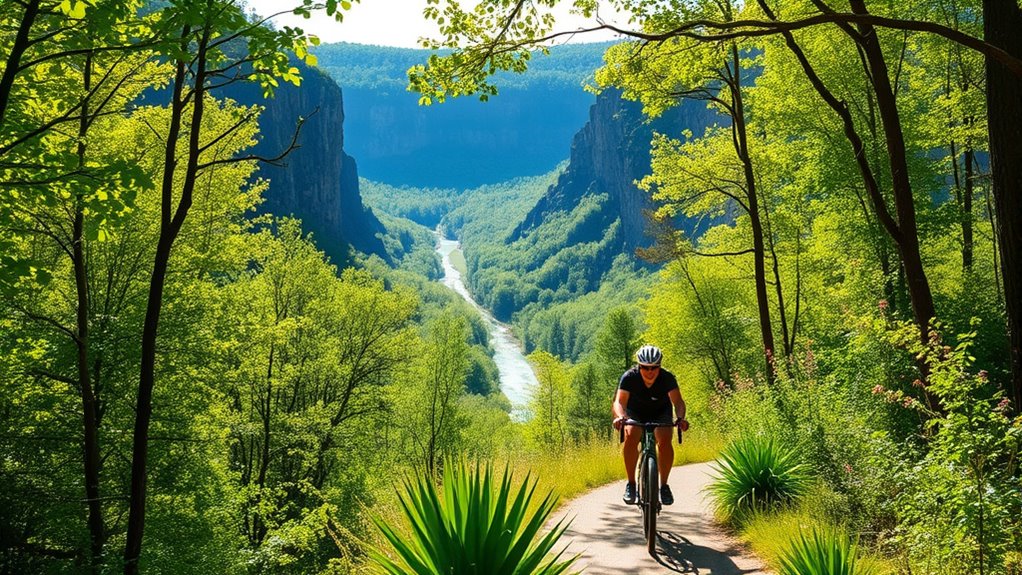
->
[547,462,771,575]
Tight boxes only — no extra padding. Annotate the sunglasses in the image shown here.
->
[639,365,660,371]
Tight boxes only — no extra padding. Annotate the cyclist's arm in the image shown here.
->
[668,388,686,423]
[612,389,630,429]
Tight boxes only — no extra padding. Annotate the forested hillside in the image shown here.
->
[359,86,720,361]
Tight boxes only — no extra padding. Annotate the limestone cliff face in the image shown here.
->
[221,66,383,263]
[511,89,716,251]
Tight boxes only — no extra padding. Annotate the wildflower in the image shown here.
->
[903,397,916,408]
[843,463,853,474]
[912,379,925,388]
[995,397,1011,413]
[878,299,889,311]
[978,370,989,382]
[872,384,885,395]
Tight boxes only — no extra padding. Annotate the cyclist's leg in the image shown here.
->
[623,425,641,483]
[652,406,675,485]
[654,426,674,484]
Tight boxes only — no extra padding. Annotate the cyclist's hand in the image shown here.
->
[676,418,689,432]
[613,416,626,430]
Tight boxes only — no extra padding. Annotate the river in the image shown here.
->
[435,230,537,420]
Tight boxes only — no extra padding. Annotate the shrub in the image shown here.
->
[885,322,1022,574]
[369,460,578,575]
[779,527,874,575]
[708,434,810,521]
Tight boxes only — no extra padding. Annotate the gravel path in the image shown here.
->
[547,462,772,574]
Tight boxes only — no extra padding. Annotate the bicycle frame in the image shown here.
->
[619,419,682,556]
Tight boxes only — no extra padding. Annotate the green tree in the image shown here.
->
[409,0,1022,412]
[644,258,757,388]
[526,351,571,452]
[568,360,612,441]
[594,306,639,376]
[594,1,792,379]
[121,3,350,571]
[223,220,418,569]
[399,313,470,478]
[0,91,266,573]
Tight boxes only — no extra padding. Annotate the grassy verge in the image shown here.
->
[738,507,897,574]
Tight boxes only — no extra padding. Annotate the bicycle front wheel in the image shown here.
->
[643,455,659,555]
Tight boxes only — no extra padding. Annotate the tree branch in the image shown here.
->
[470,9,1022,78]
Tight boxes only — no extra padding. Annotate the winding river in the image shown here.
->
[435,230,537,420]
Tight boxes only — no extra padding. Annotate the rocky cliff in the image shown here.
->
[220,65,383,263]
[511,89,717,251]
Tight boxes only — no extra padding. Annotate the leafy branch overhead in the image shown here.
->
[409,1,1022,101]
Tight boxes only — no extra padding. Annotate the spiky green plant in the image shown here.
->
[369,460,578,575]
[707,434,809,520]
[779,527,873,575]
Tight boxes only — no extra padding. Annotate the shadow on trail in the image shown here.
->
[655,530,760,574]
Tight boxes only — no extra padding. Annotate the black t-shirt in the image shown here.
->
[618,366,679,421]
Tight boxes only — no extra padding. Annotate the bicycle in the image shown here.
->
[619,419,683,556]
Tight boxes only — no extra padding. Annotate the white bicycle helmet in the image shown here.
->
[636,344,663,366]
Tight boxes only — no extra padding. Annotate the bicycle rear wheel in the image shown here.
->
[643,455,659,555]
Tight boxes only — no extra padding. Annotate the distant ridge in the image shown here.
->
[312,42,614,188]
[314,41,617,90]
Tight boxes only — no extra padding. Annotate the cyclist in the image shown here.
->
[611,344,688,506]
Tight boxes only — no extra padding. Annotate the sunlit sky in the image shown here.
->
[243,0,629,48]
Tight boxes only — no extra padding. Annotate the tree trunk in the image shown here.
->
[964,146,974,272]
[74,50,105,575]
[729,44,776,381]
[769,223,792,357]
[0,0,40,129]
[849,0,937,342]
[124,22,206,574]
[984,0,1022,412]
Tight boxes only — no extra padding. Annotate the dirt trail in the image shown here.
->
[547,462,772,574]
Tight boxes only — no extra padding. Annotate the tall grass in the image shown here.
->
[779,526,872,575]
[740,508,893,575]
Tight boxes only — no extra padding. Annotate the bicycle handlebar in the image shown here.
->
[617,418,683,444]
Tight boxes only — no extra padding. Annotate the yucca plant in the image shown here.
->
[369,460,578,575]
[707,434,809,521]
[779,527,874,575]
